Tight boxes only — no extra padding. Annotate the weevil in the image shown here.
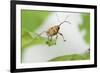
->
[38,14,71,45]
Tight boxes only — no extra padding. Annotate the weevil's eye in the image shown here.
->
[58,27,60,29]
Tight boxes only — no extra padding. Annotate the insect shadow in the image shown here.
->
[36,14,71,46]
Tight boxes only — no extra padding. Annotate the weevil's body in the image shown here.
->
[38,16,71,45]
[46,25,60,36]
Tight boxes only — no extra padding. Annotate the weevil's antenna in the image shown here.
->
[59,15,71,26]
[59,21,71,26]
[64,15,69,21]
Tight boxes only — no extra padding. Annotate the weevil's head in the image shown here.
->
[56,25,60,30]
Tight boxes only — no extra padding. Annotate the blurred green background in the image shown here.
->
[21,10,90,62]
[21,10,50,49]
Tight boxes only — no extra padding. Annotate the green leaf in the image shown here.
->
[22,31,46,49]
[49,53,90,61]
[22,31,56,50]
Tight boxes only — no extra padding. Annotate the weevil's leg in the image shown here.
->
[55,35,58,45]
[50,36,52,41]
[34,31,46,39]
[46,36,50,44]
[58,32,66,42]
[38,31,46,37]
